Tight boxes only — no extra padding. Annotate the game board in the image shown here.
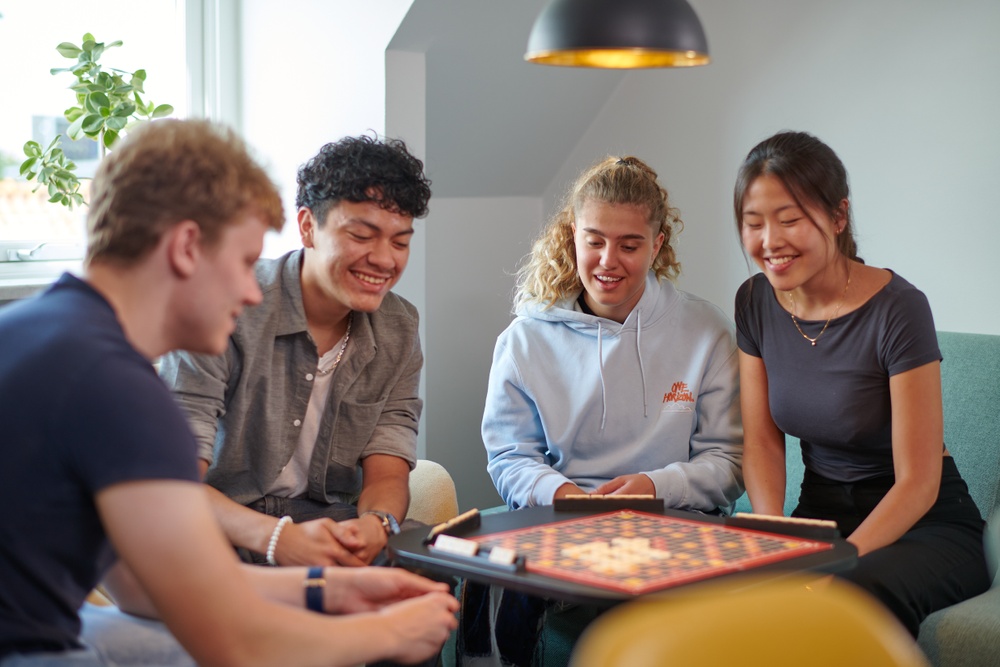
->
[471,510,834,595]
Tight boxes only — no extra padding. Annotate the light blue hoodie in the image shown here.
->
[482,272,744,511]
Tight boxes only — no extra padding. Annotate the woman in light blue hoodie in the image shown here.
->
[483,155,744,512]
[463,157,745,667]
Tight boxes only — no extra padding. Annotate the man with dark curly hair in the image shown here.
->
[159,134,432,567]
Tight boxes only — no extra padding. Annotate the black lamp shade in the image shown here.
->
[525,0,710,68]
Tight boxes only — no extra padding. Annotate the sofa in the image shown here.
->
[732,330,1000,667]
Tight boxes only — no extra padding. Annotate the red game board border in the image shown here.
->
[472,510,834,595]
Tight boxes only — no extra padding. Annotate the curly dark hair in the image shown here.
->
[295,134,431,225]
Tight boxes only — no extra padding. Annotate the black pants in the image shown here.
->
[793,457,990,637]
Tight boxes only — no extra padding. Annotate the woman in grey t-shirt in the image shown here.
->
[733,130,988,637]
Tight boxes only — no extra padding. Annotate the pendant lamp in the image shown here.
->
[525,0,710,68]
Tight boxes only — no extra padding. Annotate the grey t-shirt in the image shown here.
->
[735,271,941,483]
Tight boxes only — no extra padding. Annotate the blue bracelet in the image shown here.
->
[304,566,325,613]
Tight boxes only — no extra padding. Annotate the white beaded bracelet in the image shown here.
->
[266,515,293,566]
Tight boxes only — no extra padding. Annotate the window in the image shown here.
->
[0,0,192,291]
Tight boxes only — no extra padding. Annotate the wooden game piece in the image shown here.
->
[560,536,673,575]
[430,534,480,557]
[423,507,482,544]
[487,545,518,565]
[426,538,526,573]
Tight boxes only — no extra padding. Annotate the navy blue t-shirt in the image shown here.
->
[0,274,199,657]
[735,271,941,483]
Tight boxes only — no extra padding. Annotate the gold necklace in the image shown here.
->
[316,314,352,376]
[787,267,851,347]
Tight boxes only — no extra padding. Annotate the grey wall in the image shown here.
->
[546,0,1000,335]
[388,0,1000,511]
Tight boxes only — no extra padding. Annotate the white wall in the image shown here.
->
[547,0,1000,335]
[419,197,542,509]
[240,0,414,256]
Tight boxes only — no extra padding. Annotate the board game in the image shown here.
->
[470,509,834,595]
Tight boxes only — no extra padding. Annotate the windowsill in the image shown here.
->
[0,261,80,302]
[0,277,52,301]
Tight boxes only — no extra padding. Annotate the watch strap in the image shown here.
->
[304,566,325,613]
[361,510,400,535]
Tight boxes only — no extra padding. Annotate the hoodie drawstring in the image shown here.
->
[597,322,608,431]
[636,309,648,418]
[597,310,649,430]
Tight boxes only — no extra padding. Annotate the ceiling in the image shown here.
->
[389,0,626,198]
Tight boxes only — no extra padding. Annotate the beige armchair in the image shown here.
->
[406,459,460,526]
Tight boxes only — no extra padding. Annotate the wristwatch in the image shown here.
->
[361,510,400,535]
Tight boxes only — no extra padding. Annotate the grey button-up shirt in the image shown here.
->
[158,249,422,506]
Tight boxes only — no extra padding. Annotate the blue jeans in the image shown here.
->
[0,604,193,667]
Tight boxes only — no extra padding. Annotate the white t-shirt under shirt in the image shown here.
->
[267,331,349,497]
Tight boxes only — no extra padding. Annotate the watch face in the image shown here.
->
[365,510,400,535]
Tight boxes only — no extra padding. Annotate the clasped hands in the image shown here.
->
[271,515,389,567]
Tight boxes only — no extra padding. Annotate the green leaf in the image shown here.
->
[133,69,147,81]
[50,66,75,75]
[105,116,127,131]
[82,37,97,52]
[82,114,105,133]
[103,129,120,149]
[19,157,38,177]
[56,42,82,58]
[89,91,111,109]
[67,115,86,140]
[151,104,174,118]
[112,101,136,117]
[22,141,42,156]
[65,106,85,122]
[107,40,123,49]
[48,193,64,204]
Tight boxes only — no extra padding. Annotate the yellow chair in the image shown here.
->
[569,574,930,667]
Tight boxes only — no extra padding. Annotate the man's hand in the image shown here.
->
[275,519,366,567]
[323,567,454,614]
[334,515,389,565]
[593,473,656,497]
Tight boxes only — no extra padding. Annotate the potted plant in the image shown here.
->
[19,33,173,208]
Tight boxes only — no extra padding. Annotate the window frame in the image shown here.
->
[0,0,241,299]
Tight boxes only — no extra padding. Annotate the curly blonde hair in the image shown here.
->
[514,156,683,311]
